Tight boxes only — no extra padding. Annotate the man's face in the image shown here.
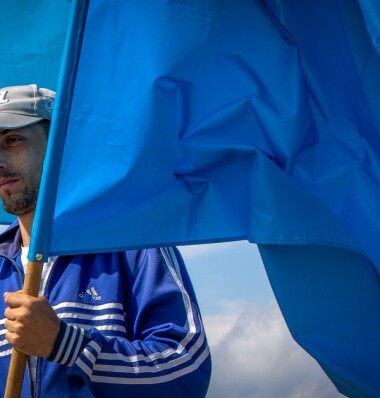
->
[0,123,47,215]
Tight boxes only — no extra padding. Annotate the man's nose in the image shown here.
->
[0,153,8,170]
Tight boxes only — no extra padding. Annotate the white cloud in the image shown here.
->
[201,300,247,346]
[179,241,247,259]
[204,301,343,398]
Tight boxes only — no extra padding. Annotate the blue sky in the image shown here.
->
[179,241,344,398]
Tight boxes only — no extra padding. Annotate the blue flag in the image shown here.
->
[1,0,380,396]
[32,0,372,257]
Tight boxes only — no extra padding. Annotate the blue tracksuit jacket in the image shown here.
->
[0,223,211,397]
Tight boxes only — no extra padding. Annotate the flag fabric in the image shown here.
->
[0,0,70,224]
[0,0,70,89]
[32,0,376,258]
[1,0,380,396]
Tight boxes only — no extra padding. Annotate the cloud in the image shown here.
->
[179,241,242,259]
[204,301,343,398]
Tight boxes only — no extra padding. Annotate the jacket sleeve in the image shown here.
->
[47,247,211,397]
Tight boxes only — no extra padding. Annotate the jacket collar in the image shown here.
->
[0,221,22,258]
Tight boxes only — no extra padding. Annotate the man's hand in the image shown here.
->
[3,292,60,357]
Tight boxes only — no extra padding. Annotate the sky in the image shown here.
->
[178,241,344,398]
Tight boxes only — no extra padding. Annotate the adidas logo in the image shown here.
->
[79,287,102,301]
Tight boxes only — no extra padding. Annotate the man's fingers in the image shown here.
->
[4,294,31,324]
[4,318,18,334]
[4,292,32,307]
[4,292,21,306]
[3,306,16,320]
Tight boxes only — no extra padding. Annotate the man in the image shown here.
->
[0,84,211,397]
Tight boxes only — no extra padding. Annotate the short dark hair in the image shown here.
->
[37,119,51,136]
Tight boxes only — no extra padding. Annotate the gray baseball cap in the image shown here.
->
[0,84,55,129]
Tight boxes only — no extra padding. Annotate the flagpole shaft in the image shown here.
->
[4,261,44,398]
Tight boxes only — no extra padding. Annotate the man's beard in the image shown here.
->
[2,189,38,215]
[1,172,40,215]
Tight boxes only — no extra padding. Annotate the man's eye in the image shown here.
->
[7,136,24,145]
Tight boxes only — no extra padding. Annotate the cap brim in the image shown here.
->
[0,112,43,129]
